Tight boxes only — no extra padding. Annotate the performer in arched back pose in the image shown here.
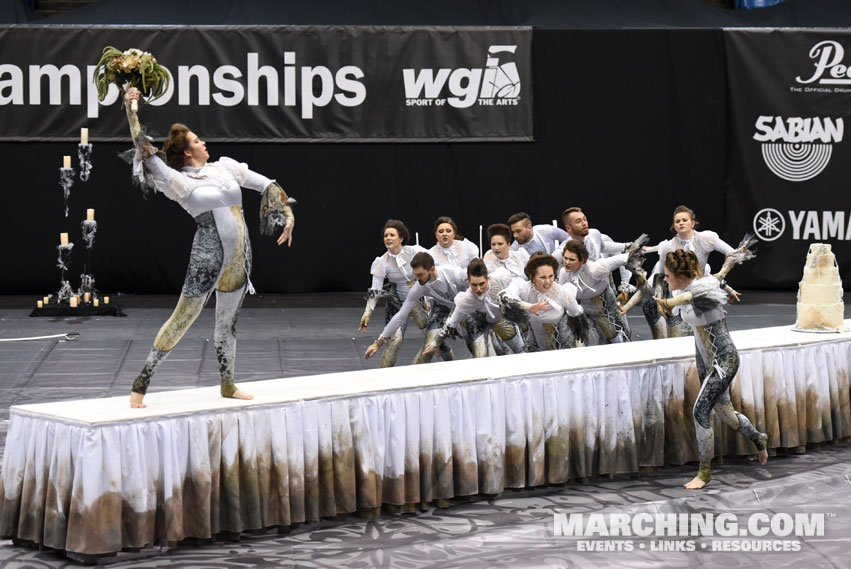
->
[124,87,294,408]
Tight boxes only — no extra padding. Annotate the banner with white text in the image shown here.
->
[0,25,533,142]
[724,29,851,287]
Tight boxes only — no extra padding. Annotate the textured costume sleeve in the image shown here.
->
[499,281,533,311]
[259,181,295,236]
[462,238,481,260]
[589,253,628,281]
[446,291,474,329]
[650,239,669,276]
[701,230,734,256]
[218,156,274,191]
[688,276,729,314]
[557,283,584,317]
[600,232,628,255]
[379,282,426,339]
[369,257,385,291]
[142,155,190,202]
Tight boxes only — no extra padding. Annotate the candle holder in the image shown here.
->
[78,273,96,297]
[56,242,74,303]
[59,167,75,218]
[81,219,97,249]
[78,143,93,182]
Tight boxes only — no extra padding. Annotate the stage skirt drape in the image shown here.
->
[1,327,849,555]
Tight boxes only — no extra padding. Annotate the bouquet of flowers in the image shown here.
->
[93,47,170,111]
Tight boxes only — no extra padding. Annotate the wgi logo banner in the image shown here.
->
[723,29,851,288]
[0,25,533,142]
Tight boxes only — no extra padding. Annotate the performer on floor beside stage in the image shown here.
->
[499,252,593,351]
[123,87,294,408]
[508,212,570,256]
[359,219,430,368]
[423,259,526,358]
[621,205,748,339]
[655,249,767,490]
[364,252,467,364]
[483,223,529,281]
[428,216,480,269]
[559,235,646,344]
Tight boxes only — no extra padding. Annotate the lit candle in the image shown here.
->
[104,296,110,304]
[86,208,95,221]
[63,156,71,169]
[60,233,69,246]
[80,128,88,145]
[37,300,43,309]
[69,296,78,308]
[93,299,99,307]
[83,292,91,303]
[43,296,49,304]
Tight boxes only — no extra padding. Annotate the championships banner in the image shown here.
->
[0,25,532,142]
[724,29,851,287]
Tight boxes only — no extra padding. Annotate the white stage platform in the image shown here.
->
[1,322,850,556]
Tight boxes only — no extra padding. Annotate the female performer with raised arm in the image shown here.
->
[499,252,591,351]
[123,88,294,408]
[622,205,749,339]
[559,235,646,344]
[428,216,480,269]
[358,219,429,367]
[655,250,766,489]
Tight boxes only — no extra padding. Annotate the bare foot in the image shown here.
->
[757,448,768,465]
[683,476,708,490]
[230,389,254,400]
[130,392,146,408]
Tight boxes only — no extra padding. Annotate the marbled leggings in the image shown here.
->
[132,207,249,397]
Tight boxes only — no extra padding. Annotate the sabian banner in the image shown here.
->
[0,25,533,142]
[723,29,851,287]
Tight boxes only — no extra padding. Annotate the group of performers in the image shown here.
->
[121,84,766,488]
[358,208,765,489]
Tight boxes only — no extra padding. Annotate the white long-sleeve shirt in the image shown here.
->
[483,248,530,280]
[650,230,734,276]
[554,228,629,284]
[143,156,272,217]
[429,238,480,269]
[445,268,514,329]
[378,266,468,339]
[559,253,628,300]
[510,225,571,255]
[368,244,428,301]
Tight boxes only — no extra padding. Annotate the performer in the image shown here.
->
[423,260,526,358]
[508,212,570,255]
[364,252,467,364]
[123,88,294,408]
[428,216,480,268]
[359,219,429,368]
[622,205,744,339]
[500,252,591,351]
[655,250,767,489]
[559,236,646,344]
[483,223,529,280]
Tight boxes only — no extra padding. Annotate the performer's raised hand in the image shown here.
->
[528,298,551,316]
[124,86,141,104]
[277,217,294,247]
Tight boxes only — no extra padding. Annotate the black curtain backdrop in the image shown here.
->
[4,28,733,295]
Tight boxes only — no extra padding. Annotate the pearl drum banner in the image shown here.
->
[0,25,533,142]
[723,29,851,287]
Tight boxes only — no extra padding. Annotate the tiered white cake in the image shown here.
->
[795,243,845,331]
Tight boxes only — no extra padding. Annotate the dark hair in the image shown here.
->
[487,223,511,243]
[664,250,702,279]
[467,258,488,279]
[410,251,435,271]
[383,219,410,244]
[163,123,191,170]
[561,207,583,223]
[434,216,464,240]
[669,205,700,233]
[524,251,559,281]
[563,240,589,263]
[508,212,532,227]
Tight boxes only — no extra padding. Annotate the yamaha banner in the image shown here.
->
[724,29,851,287]
[0,25,532,142]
